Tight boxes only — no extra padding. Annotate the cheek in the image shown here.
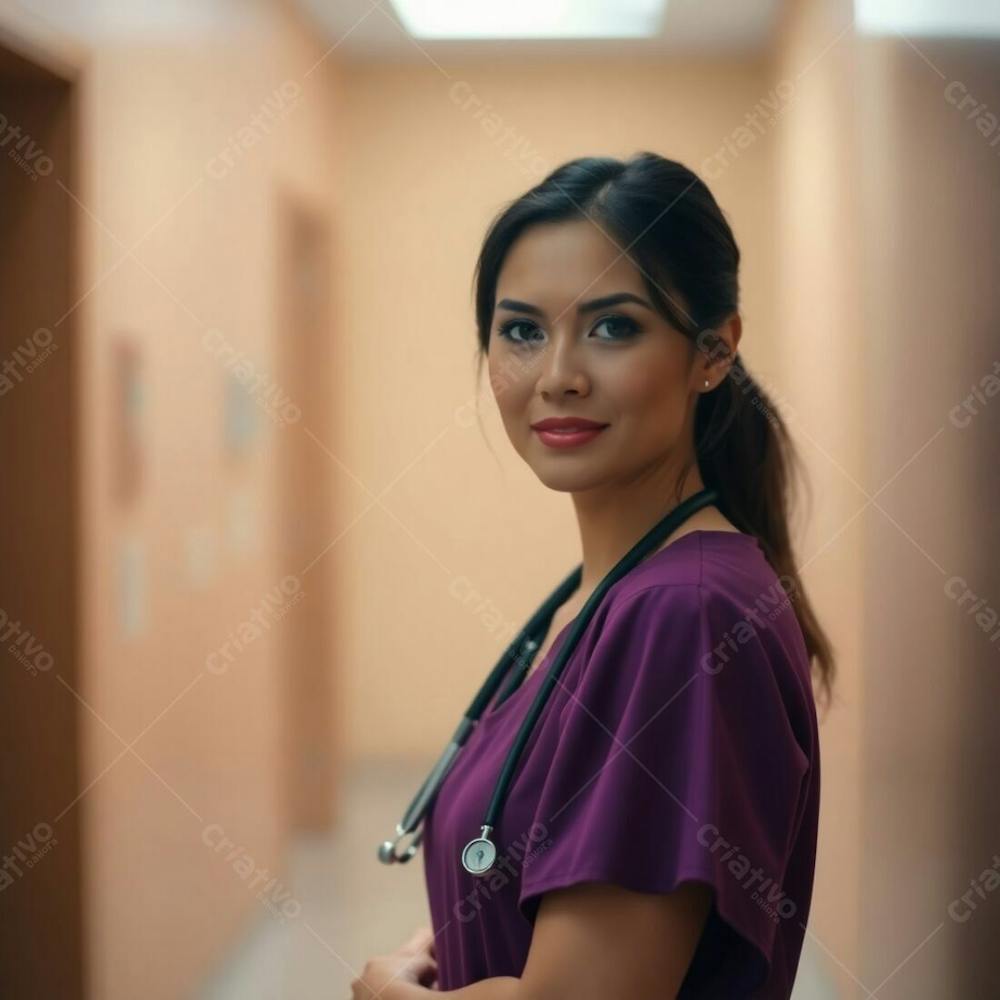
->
[488,352,533,419]
[487,352,510,403]
[608,355,689,439]
[615,362,680,415]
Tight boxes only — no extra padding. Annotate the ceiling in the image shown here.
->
[293,0,786,61]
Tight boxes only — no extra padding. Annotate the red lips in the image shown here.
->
[530,416,610,449]
[529,417,609,431]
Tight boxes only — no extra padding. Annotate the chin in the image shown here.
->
[530,464,610,494]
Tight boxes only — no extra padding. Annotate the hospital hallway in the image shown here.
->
[2,1,999,998]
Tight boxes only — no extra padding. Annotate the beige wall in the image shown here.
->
[771,0,866,989]
[78,10,341,997]
[773,1,1000,996]
[855,32,1000,1000]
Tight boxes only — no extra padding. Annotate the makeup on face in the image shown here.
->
[529,416,610,449]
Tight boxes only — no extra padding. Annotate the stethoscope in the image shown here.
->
[377,486,721,876]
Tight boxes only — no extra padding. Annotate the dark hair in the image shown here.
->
[471,151,835,708]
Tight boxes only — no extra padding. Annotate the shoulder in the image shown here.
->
[600,530,777,634]
[570,532,815,758]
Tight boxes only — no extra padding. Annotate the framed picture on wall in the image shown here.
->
[112,336,144,505]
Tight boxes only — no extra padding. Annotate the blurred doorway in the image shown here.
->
[275,190,338,833]
[0,37,83,1000]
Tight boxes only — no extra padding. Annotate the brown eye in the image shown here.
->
[497,319,543,344]
[592,315,640,340]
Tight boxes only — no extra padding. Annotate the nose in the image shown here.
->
[535,334,590,398]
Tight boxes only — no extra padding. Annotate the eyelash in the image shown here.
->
[495,314,641,345]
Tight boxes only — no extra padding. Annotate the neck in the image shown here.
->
[569,458,708,596]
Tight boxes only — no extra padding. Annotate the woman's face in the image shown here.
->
[487,218,713,494]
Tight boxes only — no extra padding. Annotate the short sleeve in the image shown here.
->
[517,582,809,991]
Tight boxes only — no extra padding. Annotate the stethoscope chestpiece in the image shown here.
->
[460,825,497,875]
[378,823,423,865]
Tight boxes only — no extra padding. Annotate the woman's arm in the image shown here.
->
[515,879,712,999]
[376,879,712,1000]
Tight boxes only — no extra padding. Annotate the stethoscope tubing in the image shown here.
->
[481,487,720,832]
[378,486,720,871]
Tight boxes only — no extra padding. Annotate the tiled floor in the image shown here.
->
[199,758,836,999]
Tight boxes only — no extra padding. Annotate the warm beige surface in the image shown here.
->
[772,2,1000,996]
[852,33,1000,1000]
[771,0,866,991]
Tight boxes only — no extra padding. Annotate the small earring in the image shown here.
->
[704,379,710,388]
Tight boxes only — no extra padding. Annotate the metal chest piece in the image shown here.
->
[461,825,497,875]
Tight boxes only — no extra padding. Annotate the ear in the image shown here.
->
[692,314,740,388]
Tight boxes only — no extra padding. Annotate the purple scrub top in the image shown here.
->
[422,530,820,998]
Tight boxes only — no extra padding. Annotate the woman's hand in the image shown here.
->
[351,926,439,999]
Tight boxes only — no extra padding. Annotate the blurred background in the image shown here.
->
[1,0,998,997]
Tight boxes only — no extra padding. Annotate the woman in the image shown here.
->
[353,151,834,999]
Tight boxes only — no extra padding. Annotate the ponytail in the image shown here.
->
[690,350,835,708]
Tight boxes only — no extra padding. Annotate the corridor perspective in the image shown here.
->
[1,1,998,997]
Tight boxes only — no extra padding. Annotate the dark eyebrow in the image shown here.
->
[495,292,655,318]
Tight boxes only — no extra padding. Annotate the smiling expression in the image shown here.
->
[487,219,716,493]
